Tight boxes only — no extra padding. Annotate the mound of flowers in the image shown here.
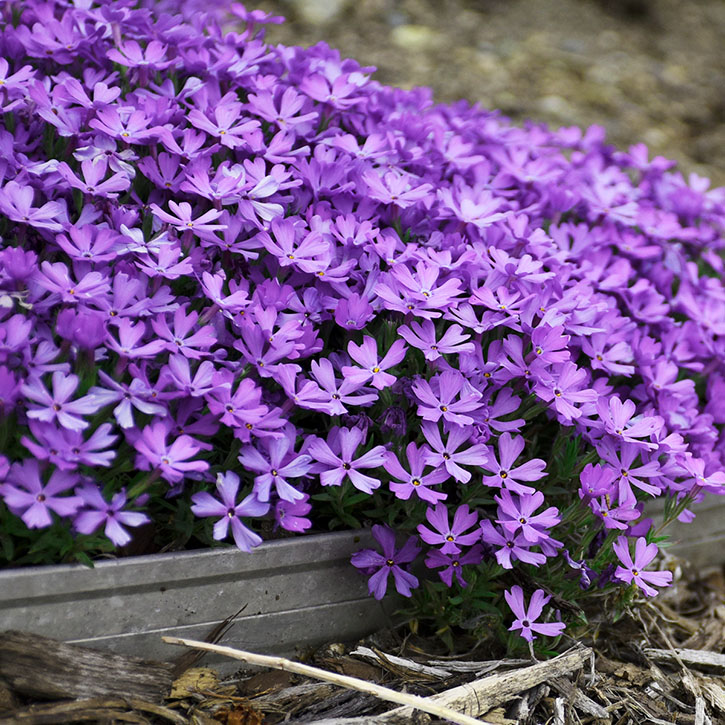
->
[1,0,724,649]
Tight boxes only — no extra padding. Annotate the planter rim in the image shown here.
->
[0,528,372,602]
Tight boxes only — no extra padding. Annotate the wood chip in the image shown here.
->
[0,631,173,703]
[645,648,725,673]
[698,677,725,714]
[549,676,609,719]
[2,696,187,724]
[378,645,591,723]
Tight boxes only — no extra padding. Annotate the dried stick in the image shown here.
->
[162,636,492,725]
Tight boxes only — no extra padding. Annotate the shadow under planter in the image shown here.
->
[0,529,393,665]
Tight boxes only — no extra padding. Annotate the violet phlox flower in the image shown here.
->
[151,305,217,359]
[533,361,597,422]
[90,366,169,428]
[35,261,110,304]
[350,524,420,600]
[306,426,386,493]
[274,494,312,533]
[74,483,150,546]
[258,217,329,274]
[596,396,664,450]
[132,420,209,483]
[612,536,673,596]
[20,421,117,470]
[589,494,641,530]
[341,336,407,390]
[333,292,374,330]
[417,503,480,554]
[191,471,269,552]
[425,545,483,587]
[675,453,725,495]
[504,585,566,642]
[481,432,548,495]
[495,490,560,544]
[412,370,483,427]
[307,357,378,415]
[386,441,449,504]
[421,421,489,483]
[596,438,662,499]
[237,428,312,502]
[398,319,474,362]
[150,200,226,238]
[21,371,104,432]
[578,462,618,501]
[480,519,547,569]
[0,459,82,529]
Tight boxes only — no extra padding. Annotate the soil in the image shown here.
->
[254,0,725,187]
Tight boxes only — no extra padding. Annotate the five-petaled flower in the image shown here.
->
[351,524,420,600]
[504,585,566,642]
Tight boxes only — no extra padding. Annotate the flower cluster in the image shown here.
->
[1,0,723,646]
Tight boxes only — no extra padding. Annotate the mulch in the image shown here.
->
[2,554,725,724]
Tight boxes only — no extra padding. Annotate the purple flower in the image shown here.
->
[613,536,673,596]
[495,490,560,544]
[412,371,483,426]
[504,585,566,642]
[596,396,663,450]
[533,362,597,422]
[191,472,269,552]
[307,426,386,493]
[150,201,226,239]
[151,306,217,359]
[333,293,375,330]
[107,40,174,71]
[481,433,548,495]
[132,421,209,484]
[417,503,480,555]
[425,546,483,587]
[398,320,474,362]
[307,358,378,415]
[480,520,546,569]
[74,484,150,546]
[350,524,420,600]
[341,337,407,391]
[20,421,117,470]
[238,431,312,502]
[274,495,312,532]
[0,460,82,528]
[35,262,109,304]
[386,442,449,504]
[22,372,104,432]
[421,421,489,484]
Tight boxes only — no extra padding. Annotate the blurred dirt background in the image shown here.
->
[252,0,725,186]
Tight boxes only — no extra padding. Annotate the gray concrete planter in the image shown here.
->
[0,530,392,663]
[646,496,725,569]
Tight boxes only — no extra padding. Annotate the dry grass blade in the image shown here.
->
[161,636,493,725]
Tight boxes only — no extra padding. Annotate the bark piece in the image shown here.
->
[378,645,591,723]
[549,676,609,719]
[0,631,174,702]
[1,697,186,725]
[645,647,725,673]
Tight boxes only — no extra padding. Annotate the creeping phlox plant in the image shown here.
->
[1,0,724,653]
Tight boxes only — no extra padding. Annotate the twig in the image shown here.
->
[161,636,492,725]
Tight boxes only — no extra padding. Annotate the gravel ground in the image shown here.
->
[253,0,725,186]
